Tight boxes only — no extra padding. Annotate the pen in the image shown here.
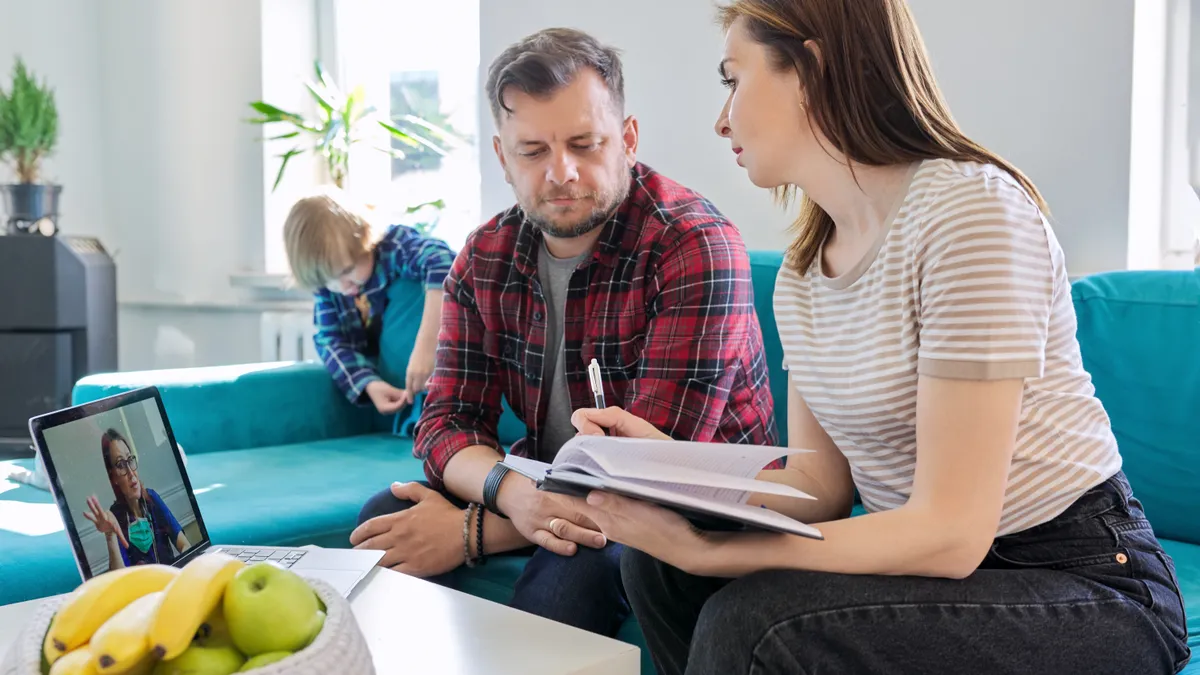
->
[588,358,607,409]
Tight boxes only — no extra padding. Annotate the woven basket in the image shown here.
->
[2,578,373,675]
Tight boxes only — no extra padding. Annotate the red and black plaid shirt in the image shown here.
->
[415,163,779,489]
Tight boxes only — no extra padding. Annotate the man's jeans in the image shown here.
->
[358,483,630,637]
[622,471,1191,675]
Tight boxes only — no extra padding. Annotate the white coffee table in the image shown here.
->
[0,567,640,674]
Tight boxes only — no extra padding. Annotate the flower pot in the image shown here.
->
[1,183,62,235]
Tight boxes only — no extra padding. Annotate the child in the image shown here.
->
[283,189,455,415]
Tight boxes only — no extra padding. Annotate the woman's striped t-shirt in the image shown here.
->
[774,158,1121,536]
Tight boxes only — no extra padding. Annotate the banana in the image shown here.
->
[90,591,163,674]
[149,553,244,660]
[48,644,97,675]
[44,565,181,665]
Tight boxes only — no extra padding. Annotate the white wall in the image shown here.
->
[480,0,1139,274]
[478,0,796,252]
[0,0,109,244]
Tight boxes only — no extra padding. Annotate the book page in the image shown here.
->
[557,436,796,476]
[586,454,814,503]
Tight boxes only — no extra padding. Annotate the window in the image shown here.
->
[330,0,482,253]
[260,0,481,276]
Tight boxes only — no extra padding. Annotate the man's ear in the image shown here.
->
[493,136,511,184]
[622,115,640,167]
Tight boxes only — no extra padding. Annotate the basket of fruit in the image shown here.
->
[2,553,374,675]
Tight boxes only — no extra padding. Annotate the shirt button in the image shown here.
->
[533,311,544,321]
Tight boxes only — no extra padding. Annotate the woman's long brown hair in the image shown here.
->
[717,0,1048,274]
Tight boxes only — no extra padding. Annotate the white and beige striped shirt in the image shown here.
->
[774,158,1121,536]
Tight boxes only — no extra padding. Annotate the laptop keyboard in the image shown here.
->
[208,547,307,568]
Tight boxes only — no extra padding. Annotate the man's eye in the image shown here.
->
[521,149,545,158]
[572,144,600,152]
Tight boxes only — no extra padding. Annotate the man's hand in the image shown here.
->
[365,380,409,415]
[349,482,464,577]
[405,342,436,400]
[571,407,671,440]
[497,474,607,556]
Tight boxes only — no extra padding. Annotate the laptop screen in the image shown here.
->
[35,391,206,578]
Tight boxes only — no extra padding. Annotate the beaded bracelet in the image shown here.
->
[463,503,478,568]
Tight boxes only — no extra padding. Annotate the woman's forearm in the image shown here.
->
[695,503,988,580]
[106,534,125,570]
[749,468,855,524]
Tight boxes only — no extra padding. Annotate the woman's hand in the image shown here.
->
[573,491,709,573]
[570,407,671,440]
[83,495,128,548]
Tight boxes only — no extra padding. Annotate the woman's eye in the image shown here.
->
[720,77,737,90]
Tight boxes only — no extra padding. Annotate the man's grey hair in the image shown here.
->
[485,28,625,124]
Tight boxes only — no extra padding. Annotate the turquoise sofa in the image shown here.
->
[1,252,1196,674]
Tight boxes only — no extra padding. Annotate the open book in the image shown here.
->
[502,436,823,540]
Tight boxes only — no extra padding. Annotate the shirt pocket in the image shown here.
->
[587,334,643,382]
[483,331,526,370]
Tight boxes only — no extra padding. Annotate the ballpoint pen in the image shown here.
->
[588,358,607,409]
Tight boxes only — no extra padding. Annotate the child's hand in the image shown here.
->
[366,380,409,415]
[406,343,437,399]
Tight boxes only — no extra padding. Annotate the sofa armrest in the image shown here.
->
[73,361,376,453]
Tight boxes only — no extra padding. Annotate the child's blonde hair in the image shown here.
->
[283,187,376,291]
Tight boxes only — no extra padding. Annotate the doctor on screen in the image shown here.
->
[82,428,191,569]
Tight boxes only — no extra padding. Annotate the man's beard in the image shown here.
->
[524,178,631,239]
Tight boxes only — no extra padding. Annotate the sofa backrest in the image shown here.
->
[748,251,790,444]
[1071,268,1200,545]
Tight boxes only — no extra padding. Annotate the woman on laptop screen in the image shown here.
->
[81,428,191,569]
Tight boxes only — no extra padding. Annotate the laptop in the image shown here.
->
[28,386,383,597]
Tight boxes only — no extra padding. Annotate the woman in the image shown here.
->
[82,428,190,570]
[567,1,1191,673]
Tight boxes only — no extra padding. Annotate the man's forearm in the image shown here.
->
[443,445,531,554]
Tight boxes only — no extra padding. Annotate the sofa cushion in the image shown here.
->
[1160,539,1200,671]
[1072,269,1200,545]
[0,432,422,605]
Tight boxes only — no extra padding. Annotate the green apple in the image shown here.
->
[194,606,233,648]
[153,644,245,675]
[223,563,323,656]
[237,652,292,672]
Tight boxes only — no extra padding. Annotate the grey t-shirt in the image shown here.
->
[537,241,589,461]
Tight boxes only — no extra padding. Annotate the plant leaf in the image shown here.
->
[249,101,305,124]
[379,120,448,156]
[272,147,304,192]
[405,199,445,214]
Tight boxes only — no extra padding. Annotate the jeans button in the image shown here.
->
[1115,553,1128,564]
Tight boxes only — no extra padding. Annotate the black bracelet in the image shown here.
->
[482,462,511,518]
[474,501,486,565]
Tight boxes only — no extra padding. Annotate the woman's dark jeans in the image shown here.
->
[623,471,1191,674]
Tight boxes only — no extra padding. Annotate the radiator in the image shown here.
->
[260,311,318,362]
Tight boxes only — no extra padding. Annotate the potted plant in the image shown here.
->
[248,61,460,194]
[0,57,60,236]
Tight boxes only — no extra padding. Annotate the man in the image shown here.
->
[349,28,777,637]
